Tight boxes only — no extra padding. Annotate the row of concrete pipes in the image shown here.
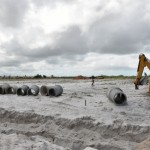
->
[0,83,63,97]
[0,83,126,105]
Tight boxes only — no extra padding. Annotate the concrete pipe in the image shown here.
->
[6,85,18,94]
[0,83,10,94]
[48,85,63,97]
[27,85,39,96]
[46,86,55,96]
[40,85,49,96]
[107,87,127,105]
[0,85,4,94]
[17,85,29,96]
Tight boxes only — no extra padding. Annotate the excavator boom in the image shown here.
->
[134,54,150,89]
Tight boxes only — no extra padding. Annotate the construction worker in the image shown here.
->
[91,75,95,86]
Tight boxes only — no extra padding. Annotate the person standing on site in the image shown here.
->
[91,75,95,86]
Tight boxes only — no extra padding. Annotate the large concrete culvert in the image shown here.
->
[48,85,63,96]
[6,85,18,94]
[27,85,39,96]
[40,85,49,96]
[0,83,10,94]
[107,87,127,105]
[17,85,29,96]
[40,85,63,96]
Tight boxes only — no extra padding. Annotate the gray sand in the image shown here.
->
[0,79,149,150]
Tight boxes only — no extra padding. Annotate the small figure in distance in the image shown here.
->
[91,75,95,86]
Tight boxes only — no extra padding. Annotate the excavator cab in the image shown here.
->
[134,53,150,91]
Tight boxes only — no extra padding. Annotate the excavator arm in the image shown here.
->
[134,53,150,89]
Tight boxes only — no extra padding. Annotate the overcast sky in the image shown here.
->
[0,0,150,76]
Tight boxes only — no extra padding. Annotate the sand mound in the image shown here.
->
[0,107,149,150]
[0,133,65,150]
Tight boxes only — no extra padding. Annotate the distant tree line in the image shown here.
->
[33,74,47,78]
[0,74,143,80]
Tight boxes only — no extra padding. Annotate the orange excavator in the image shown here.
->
[134,53,150,91]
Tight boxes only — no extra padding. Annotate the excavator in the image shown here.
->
[134,53,150,92]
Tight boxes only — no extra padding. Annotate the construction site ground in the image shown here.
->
[0,78,150,150]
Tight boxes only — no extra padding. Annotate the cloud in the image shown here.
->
[86,0,150,54]
[52,26,88,56]
[2,25,88,61]
[0,59,20,67]
[0,0,150,75]
[31,0,75,8]
[0,0,29,28]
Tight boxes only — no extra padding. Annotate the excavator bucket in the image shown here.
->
[139,73,148,85]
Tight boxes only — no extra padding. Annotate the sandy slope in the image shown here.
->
[0,78,150,150]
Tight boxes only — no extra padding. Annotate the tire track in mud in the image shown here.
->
[0,107,149,150]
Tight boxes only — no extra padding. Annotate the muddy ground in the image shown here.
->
[0,78,150,150]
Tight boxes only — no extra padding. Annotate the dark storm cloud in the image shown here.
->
[88,19,150,54]
[33,25,88,57]
[87,0,150,54]
[0,59,20,67]
[2,25,88,64]
[53,26,88,55]
[32,26,88,58]
[1,39,27,56]
[31,0,150,57]
[0,0,29,27]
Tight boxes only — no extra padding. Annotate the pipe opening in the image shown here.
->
[31,89,36,95]
[28,89,36,96]
[7,87,13,94]
[7,86,18,94]
[0,87,4,94]
[17,89,25,96]
[11,88,16,94]
[114,93,126,104]
[49,89,55,96]
[27,89,32,95]
[40,86,48,96]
